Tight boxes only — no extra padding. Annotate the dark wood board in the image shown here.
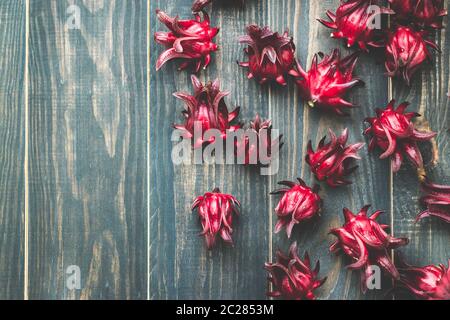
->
[0,0,446,300]
[0,0,26,300]
[391,16,450,299]
[150,0,271,300]
[267,0,390,300]
[150,0,393,300]
[27,0,147,299]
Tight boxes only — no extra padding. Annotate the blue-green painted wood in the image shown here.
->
[0,0,26,300]
[150,0,271,300]
[391,18,450,299]
[268,0,391,300]
[28,0,147,299]
[0,0,445,300]
[150,0,392,300]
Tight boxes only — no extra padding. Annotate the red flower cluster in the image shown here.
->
[389,0,448,29]
[386,0,446,84]
[319,0,447,84]
[398,259,450,300]
[271,179,322,238]
[330,205,409,292]
[265,242,327,300]
[318,0,391,51]
[157,2,448,300]
[306,128,365,187]
[192,188,241,249]
[290,49,363,115]
[238,25,296,86]
[385,27,439,85]
[173,75,241,149]
[154,10,219,72]
[364,100,436,172]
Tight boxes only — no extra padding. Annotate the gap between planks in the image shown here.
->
[21,0,153,301]
[147,0,151,301]
[23,0,30,301]
[18,0,399,300]
[387,8,395,299]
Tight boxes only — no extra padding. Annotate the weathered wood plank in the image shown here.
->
[150,0,270,299]
[150,0,393,300]
[391,19,450,299]
[28,0,147,299]
[269,0,391,300]
[0,0,26,300]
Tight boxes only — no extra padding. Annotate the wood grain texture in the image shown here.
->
[150,0,391,300]
[27,0,147,299]
[268,1,390,300]
[391,15,450,299]
[150,0,270,300]
[0,0,444,301]
[0,0,26,300]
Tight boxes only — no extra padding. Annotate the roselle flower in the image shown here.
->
[416,179,450,223]
[271,179,321,238]
[318,0,392,51]
[173,75,242,149]
[192,188,241,249]
[306,128,365,187]
[330,205,409,292]
[235,114,283,165]
[238,25,296,86]
[290,49,364,116]
[154,10,219,72]
[385,26,439,85]
[265,242,327,300]
[389,0,448,29]
[398,259,450,300]
[364,100,437,172]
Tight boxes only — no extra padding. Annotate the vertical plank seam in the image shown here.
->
[267,0,273,298]
[388,81,394,238]
[23,0,30,301]
[147,0,151,301]
[387,4,395,300]
[268,88,273,261]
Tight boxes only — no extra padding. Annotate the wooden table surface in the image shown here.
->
[0,0,448,300]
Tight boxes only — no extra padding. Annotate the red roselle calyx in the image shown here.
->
[416,179,450,223]
[290,49,363,115]
[265,242,327,300]
[318,0,392,51]
[271,179,321,238]
[389,0,448,29]
[385,27,439,85]
[364,100,437,172]
[235,114,283,165]
[173,75,241,149]
[239,25,296,86]
[306,128,365,187]
[192,188,240,249]
[398,259,450,300]
[154,10,219,72]
[330,205,409,292]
